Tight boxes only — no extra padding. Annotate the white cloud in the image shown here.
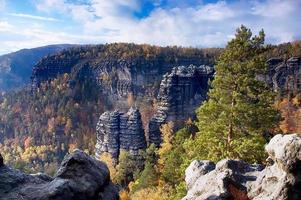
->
[35,0,67,13]
[67,0,301,46]
[1,0,301,55]
[0,21,13,32]
[9,13,59,22]
[251,0,295,18]
[194,1,234,21]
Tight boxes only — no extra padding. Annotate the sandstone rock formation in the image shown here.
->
[95,107,147,161]
[183,134,301,200]
[266,57,301,93]
[149,65,213,146]
[0,150,119,200]
[0,154,3,167]
[30,45,215,101]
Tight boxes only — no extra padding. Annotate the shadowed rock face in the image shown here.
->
[183,134,301,200]
[266,57,301,93]
[0,150,119,200]
[0,154,3,167]
[30,45,214,105]
[148,65,213,146]
[95,107,147,161]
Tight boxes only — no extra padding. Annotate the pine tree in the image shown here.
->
[186,25,281,163]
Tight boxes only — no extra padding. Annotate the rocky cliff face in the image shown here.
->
[183,134,301,200]
[95,107,147,161]
[149,65,213,146]
[266,56,301,94]
[0,149,119,200]
[30,44,219,108]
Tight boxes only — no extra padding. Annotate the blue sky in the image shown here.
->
[0,0,300,55]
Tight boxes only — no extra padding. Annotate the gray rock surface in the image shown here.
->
[183,134,301,200]
[149,65,213,146]
[0,154,3,167]
[248,134,301,200]
[185,160,215,190]
[0,149,119,200]
[95,107,147,161]
[31,45,214,104]
[266,57,301,93]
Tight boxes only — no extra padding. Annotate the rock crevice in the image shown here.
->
[266,57,301,93]
[148,65,213,146]
[95,107,147,160]
[0,150,119,200]
[183,134,301,200]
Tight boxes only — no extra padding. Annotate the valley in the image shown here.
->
[0,31,301,200]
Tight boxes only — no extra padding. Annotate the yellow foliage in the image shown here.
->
[120,190,129,200]
[130,187,168,200]
[99,152,117,182]
[157,122,174,174]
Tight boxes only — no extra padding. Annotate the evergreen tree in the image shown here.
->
[185,25,281,163]
[133,144,158,191]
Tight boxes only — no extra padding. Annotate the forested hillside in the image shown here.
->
[0,44,221,174]
[0,39,300,199]
[0,44,75,91]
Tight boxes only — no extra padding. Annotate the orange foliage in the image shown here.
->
[277,95,301,134]
[24,136,33,149]
[120,190,129,200]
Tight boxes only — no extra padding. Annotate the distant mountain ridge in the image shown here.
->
[0,44,76,91]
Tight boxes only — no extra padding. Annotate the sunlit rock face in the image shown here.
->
[148,65,213,146]
[265,57,301,93]
[95,107,147,161]
[0,150,119,200]
[183,134,301,200]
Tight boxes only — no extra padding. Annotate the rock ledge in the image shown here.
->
[183,134,301,200]
[0,149,119,200]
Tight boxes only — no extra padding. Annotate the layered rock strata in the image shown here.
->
[148,65,213,146]
[95,107,147,160]
[183,134,301,200]
[266,57,301,93]
[0,150,119,200]
[30,44,216,103]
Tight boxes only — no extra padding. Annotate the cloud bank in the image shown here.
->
[0,0,301,54]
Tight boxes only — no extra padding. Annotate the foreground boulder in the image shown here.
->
[0,150,119,200]
[183,134,301,200]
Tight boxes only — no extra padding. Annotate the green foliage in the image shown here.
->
[130,127,193,200]
[115,150,141,187]
[185,25,281,164]
[131,144,159,192]
[160,128,190,187]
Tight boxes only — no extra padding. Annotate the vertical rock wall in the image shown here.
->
[266,57,301,93]
[95,107,147,161]
[148,65,213,146]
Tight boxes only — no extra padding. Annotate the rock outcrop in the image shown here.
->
[95,107,147,161]
[149,65,213,146]
[266,57,301,93]
[183,134,301,200]
[0,154,3,167]
[31,44,218,108]
[0,150,119,200]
